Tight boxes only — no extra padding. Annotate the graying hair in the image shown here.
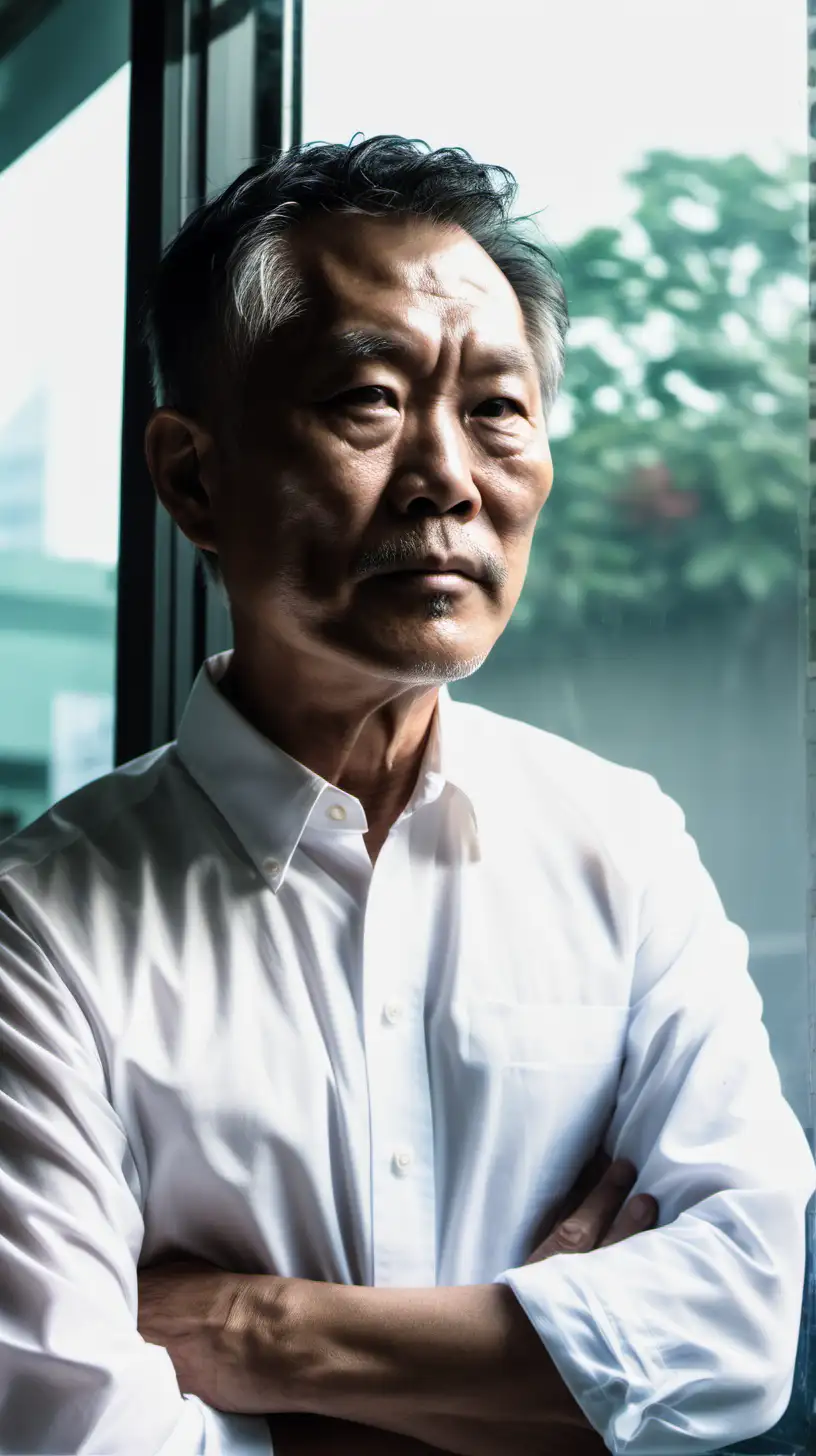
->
[225,208,566,414]
[227,213,306,360]
[143,135,569,590]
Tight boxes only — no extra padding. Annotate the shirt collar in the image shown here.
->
[175,651,480,890]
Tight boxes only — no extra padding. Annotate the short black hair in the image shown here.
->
[142,134,569,589]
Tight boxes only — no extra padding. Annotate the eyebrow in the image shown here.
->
[324,329,407,363]
[315,328,536,379]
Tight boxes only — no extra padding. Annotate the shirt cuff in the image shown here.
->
[495,1257,633,1445]
[192,1400,275,1455]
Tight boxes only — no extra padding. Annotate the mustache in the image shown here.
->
[353,531,508,588]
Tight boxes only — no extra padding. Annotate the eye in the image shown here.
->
[330,385,396,408]
[471,397,524,420]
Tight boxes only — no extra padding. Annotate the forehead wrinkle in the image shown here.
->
[397,299,507,378]
[424,275,492,303]
[312,306,537,386]
[296,222,513,329]
[287,222,534,381]
[409,256,493,306]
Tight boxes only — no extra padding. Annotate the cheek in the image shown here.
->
[221,452,388,608]
[524,437,554,502]
[223,443,370,551]
[484,460,551,603]
[282,420,394,527]
[486,454,552,538]
[309,432,395,518]
[503,540,536,611]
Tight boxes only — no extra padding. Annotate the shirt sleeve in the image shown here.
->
[0,899,275,1456]
[494,774,816,1455]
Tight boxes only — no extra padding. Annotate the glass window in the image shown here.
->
[290,2,811,1447]
[0,1,129,835]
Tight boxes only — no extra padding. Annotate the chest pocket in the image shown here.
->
[466,1000,629,1069]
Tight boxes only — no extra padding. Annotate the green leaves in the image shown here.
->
[682,541,743,591]
[513,148,808,636]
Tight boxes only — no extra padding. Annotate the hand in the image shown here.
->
[138,1258,294,1414]
[525,1147,658,1263]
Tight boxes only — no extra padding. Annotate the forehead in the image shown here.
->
[287,212,530,354]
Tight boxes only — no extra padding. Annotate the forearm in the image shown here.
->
[277,1278,594,1454]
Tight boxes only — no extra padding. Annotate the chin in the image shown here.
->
[354,628,495,684]
[324,604,501,685]
[359,641,492,686]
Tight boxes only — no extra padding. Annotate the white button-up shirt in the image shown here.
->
[0,650,813,1456]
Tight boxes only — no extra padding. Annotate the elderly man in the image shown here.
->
[0,135,813,1456]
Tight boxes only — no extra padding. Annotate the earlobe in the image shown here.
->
[144,408,219,553]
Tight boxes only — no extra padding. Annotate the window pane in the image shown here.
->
[294,2,811,1448]
[0,9,129,836]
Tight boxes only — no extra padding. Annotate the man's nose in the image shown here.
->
[387,406,482,520]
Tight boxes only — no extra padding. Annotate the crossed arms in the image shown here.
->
[136,1147,653,1455]
[0,781,814,1454]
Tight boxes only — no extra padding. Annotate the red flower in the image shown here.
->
[617,463,700,527]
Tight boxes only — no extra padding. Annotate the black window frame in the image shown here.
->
[115,0,303,764]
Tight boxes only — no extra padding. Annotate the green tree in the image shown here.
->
[513,150,808,636]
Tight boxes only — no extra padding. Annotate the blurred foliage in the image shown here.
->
[513,150,808,636]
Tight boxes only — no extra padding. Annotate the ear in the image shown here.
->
[144,409,220,553]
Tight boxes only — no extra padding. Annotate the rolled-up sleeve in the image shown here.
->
[495,776,816,1454]
[0,900,274,1456]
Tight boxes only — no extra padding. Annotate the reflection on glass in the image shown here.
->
[287,1,810,1447]
[0,65,130,835]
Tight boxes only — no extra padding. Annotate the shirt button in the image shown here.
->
[383,1000,404,1025]
[326,803,347,822]
[263,857,281,878]
[392,1146,414,1176]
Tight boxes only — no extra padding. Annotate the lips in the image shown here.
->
[367,555,483,583]
[368,568,475,595]
[391,568,467,577]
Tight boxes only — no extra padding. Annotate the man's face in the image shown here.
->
[208,212,554,684]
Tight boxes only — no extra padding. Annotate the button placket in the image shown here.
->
[361,825,437,1287]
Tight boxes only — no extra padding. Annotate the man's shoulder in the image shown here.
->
[0,741,178,890]
[451,695,659,804]
[449,695,674,863]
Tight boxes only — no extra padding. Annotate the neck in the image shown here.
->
[218,640,441,833]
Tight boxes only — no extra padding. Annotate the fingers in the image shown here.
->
[544,1158,638,1256]
[528,1157,657,1262]
[549,1145,613,1229]
[523,1146,612,1258]
[598,1191,659,1247]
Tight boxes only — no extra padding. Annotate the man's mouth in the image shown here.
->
[369,569,475,592]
